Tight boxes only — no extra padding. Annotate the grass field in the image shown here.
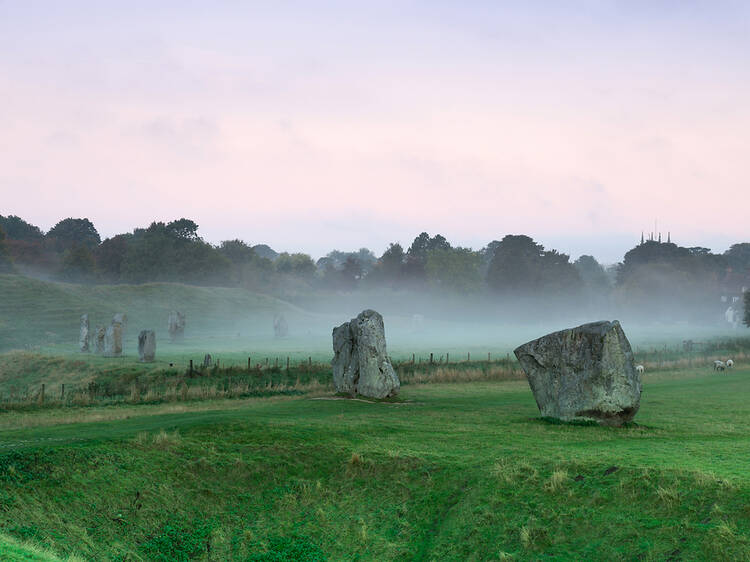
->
[1,363,750,560]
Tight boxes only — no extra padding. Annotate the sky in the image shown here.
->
[1,1,748,263]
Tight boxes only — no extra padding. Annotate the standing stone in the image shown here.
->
[95,326,106,354]
[202,353,213,368]
[104,323,123,357]
[331,309,400,399]
[168,311,186,342]
[79,314,90,353]
[138,330,156,362]
[514,320,641,426]
[273,314,288,338]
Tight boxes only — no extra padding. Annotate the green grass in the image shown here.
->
[1,365,750,560]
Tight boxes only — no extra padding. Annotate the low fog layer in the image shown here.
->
[0,216,747,358]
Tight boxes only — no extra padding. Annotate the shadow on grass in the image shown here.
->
[532,416,655,430]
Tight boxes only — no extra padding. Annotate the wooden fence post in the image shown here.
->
[61,384,65,401]
[309,356,312,367]
[40,383,45,405]
[488,352,491,362]
[286,357,290,370]
[430,353,434,364]
[412,353,415,364]
[189,359,193,375]
[248,357,251,370]
[446,353,449,363]
[467,352,470,361]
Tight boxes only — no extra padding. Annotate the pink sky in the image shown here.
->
[1,2,748,262]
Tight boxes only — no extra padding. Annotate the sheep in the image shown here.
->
[726,359,734,369]
[635,364,645,374]
[713,360,726,372]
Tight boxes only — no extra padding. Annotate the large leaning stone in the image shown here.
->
[138,330,156,362]
[332,309,400,399]
[514,320,641,426]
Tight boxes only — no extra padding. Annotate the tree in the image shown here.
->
[120,220,231,284]
[166,218,200,241]
[486,235,581,296]
[745,291,750,328]
[0,226,14,273]
[405,232,451,281]
[95,234,132,282]
[425,247,482,293]
[725,243,750,272]
[218,239,257,265]
[59,244,95,282]
[0,215,44,241]
[47,218,101,252]
[574,255,610,293]
[275,253,316,280]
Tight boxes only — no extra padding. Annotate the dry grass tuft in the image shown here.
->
[656,486,679,508]
[545,469,569,492]
[152,429,181,449]
[348,452,363,467]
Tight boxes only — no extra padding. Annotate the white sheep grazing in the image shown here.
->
[726,359,734,369]
[714,360,726,371]
[635,364,645,374]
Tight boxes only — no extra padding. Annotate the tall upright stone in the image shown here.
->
[168,311,186,342]
[104,323,123,357]
[514,320,641,426]
[113,313,127,342]
[79,314,90,353]
[138,330,156,362]
[332,309,400,399]
[273,314,288,338]
[95,326,106,354]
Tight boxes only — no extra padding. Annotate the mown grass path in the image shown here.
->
[1,368,750,560]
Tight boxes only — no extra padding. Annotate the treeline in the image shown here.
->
[0,214,748,324]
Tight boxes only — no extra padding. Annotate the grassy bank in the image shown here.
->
[1,365,750,560]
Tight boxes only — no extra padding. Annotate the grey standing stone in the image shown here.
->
[104,323,123,357]
[331,309,400,399]
[138,330,156,362]
[95,326,106,354]
[168,311,186,342]
[203,353,213,368]
[273,314,288,338]
[79,314,90,353]
[514,320,641,426]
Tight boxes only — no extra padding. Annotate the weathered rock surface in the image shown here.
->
[168,311,185,342]
[104,323,123,357]
[95,326,106,353]
[514,320,641,426]
[273,314,288,338]
[138,330,156,362]
[79,314,90,353]
[332,309,400,399]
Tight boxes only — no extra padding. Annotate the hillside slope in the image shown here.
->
[0,274,305,352]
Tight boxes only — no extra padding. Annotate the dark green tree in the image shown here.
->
[725,243,750,272]
[425,247,482,293]
[405,232,450,281]
[0,226,14,273]
[47,218,101,252]
[486,235,580,296]
[59,244,95,282]
[94,234,132,282]
[275,253,316,280]
[574,255,611,293]
[218,239,257,265]
[0,215,44,241]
